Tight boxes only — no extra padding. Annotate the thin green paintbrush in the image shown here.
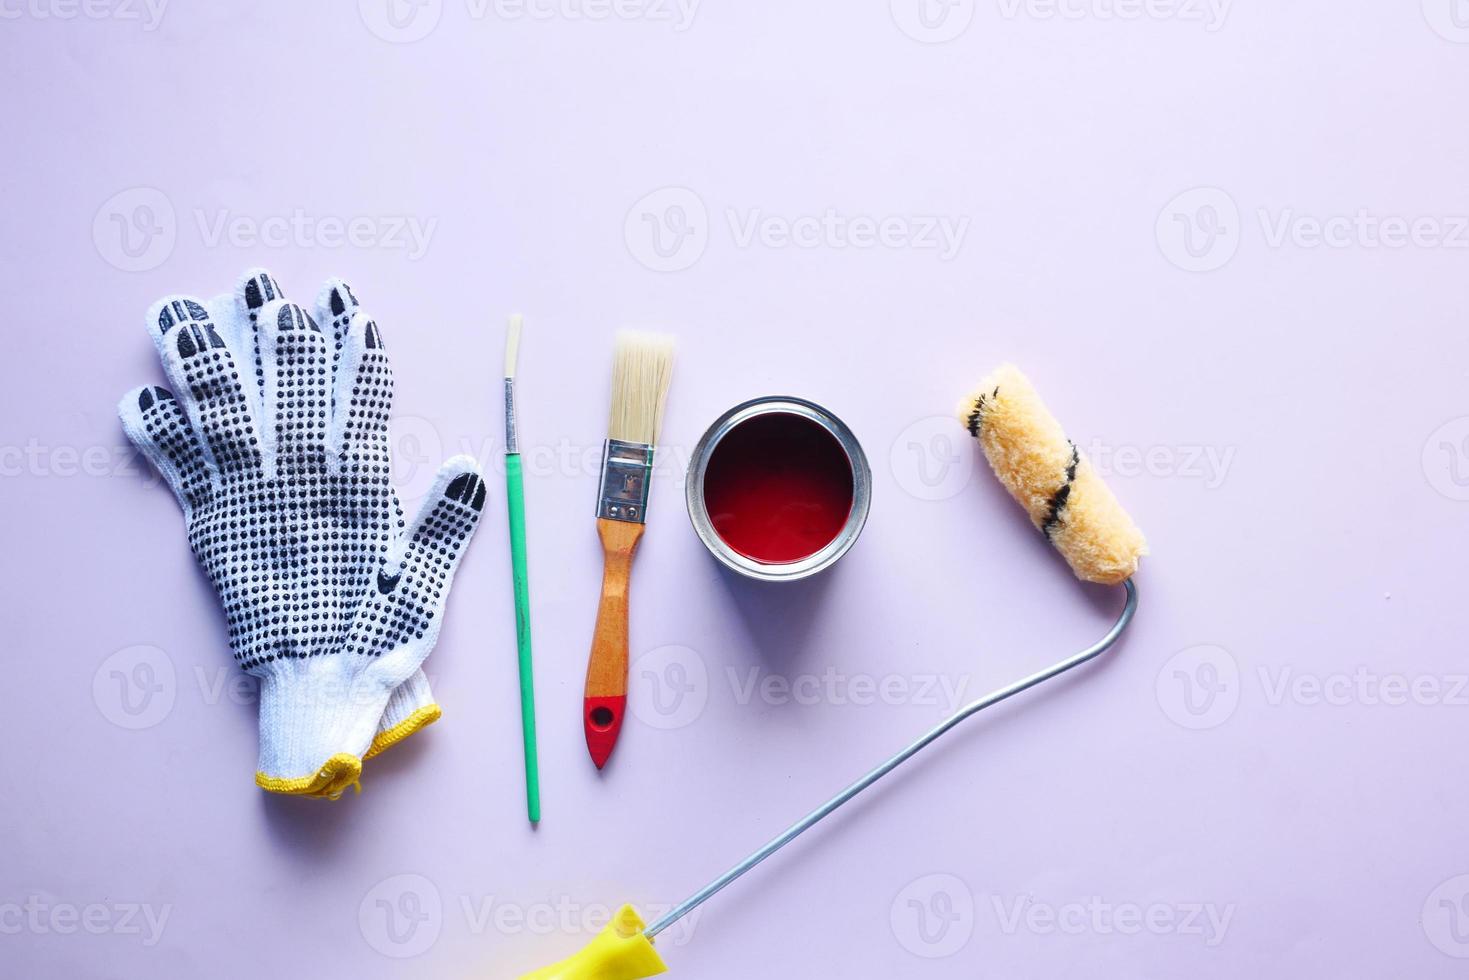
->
[504,314,541,823]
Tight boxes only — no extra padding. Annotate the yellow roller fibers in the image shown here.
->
[958,364,1147,585]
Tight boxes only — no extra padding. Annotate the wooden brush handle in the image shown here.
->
[583,517,645,769]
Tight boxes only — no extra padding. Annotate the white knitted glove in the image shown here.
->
[207,271,445,768]
[120,270,485,796]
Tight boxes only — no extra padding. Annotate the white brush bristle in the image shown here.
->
[608,330,675,445]
[505,314,524,378]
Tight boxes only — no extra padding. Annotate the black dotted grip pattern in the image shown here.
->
[119,271,485,679]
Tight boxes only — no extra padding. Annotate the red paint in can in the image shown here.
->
[702,412,857,564]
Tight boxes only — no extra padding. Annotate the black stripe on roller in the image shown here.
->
[1041,441,1080,540]
[965,385,1001,437]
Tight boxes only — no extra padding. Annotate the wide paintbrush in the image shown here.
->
[582,331,674,770]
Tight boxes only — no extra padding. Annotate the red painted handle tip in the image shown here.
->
[584,695,626,770]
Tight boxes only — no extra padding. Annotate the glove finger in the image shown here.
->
[398,456,486,598]
[315,285,407,531]
[204,292,246,371]
[257,300,332,477]
[328,310,393,478]
[233,268,286,402]
[118,384,215,511]
[149,296,263,477]
[314,277,361,390]
[348,457,486,665]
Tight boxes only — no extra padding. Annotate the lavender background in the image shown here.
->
[4,2,1469,977]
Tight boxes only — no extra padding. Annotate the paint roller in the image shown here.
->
[960,363,1146,585]
[515,364,1148,978]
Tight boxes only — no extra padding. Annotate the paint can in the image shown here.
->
[685,396,872,581]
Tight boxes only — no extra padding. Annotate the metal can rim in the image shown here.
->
[685,395,872,582]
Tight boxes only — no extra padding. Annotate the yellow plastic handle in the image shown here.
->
[517,905,668,980]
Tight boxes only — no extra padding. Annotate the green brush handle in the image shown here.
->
[505,453,541,823]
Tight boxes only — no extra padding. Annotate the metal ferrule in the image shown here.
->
[503,377,519,454]
[597,438,654,523]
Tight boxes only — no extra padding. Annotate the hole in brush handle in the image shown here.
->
[584,695,626,769]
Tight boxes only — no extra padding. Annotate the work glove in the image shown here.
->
[210,271,446,771]
[119,268,486,796]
